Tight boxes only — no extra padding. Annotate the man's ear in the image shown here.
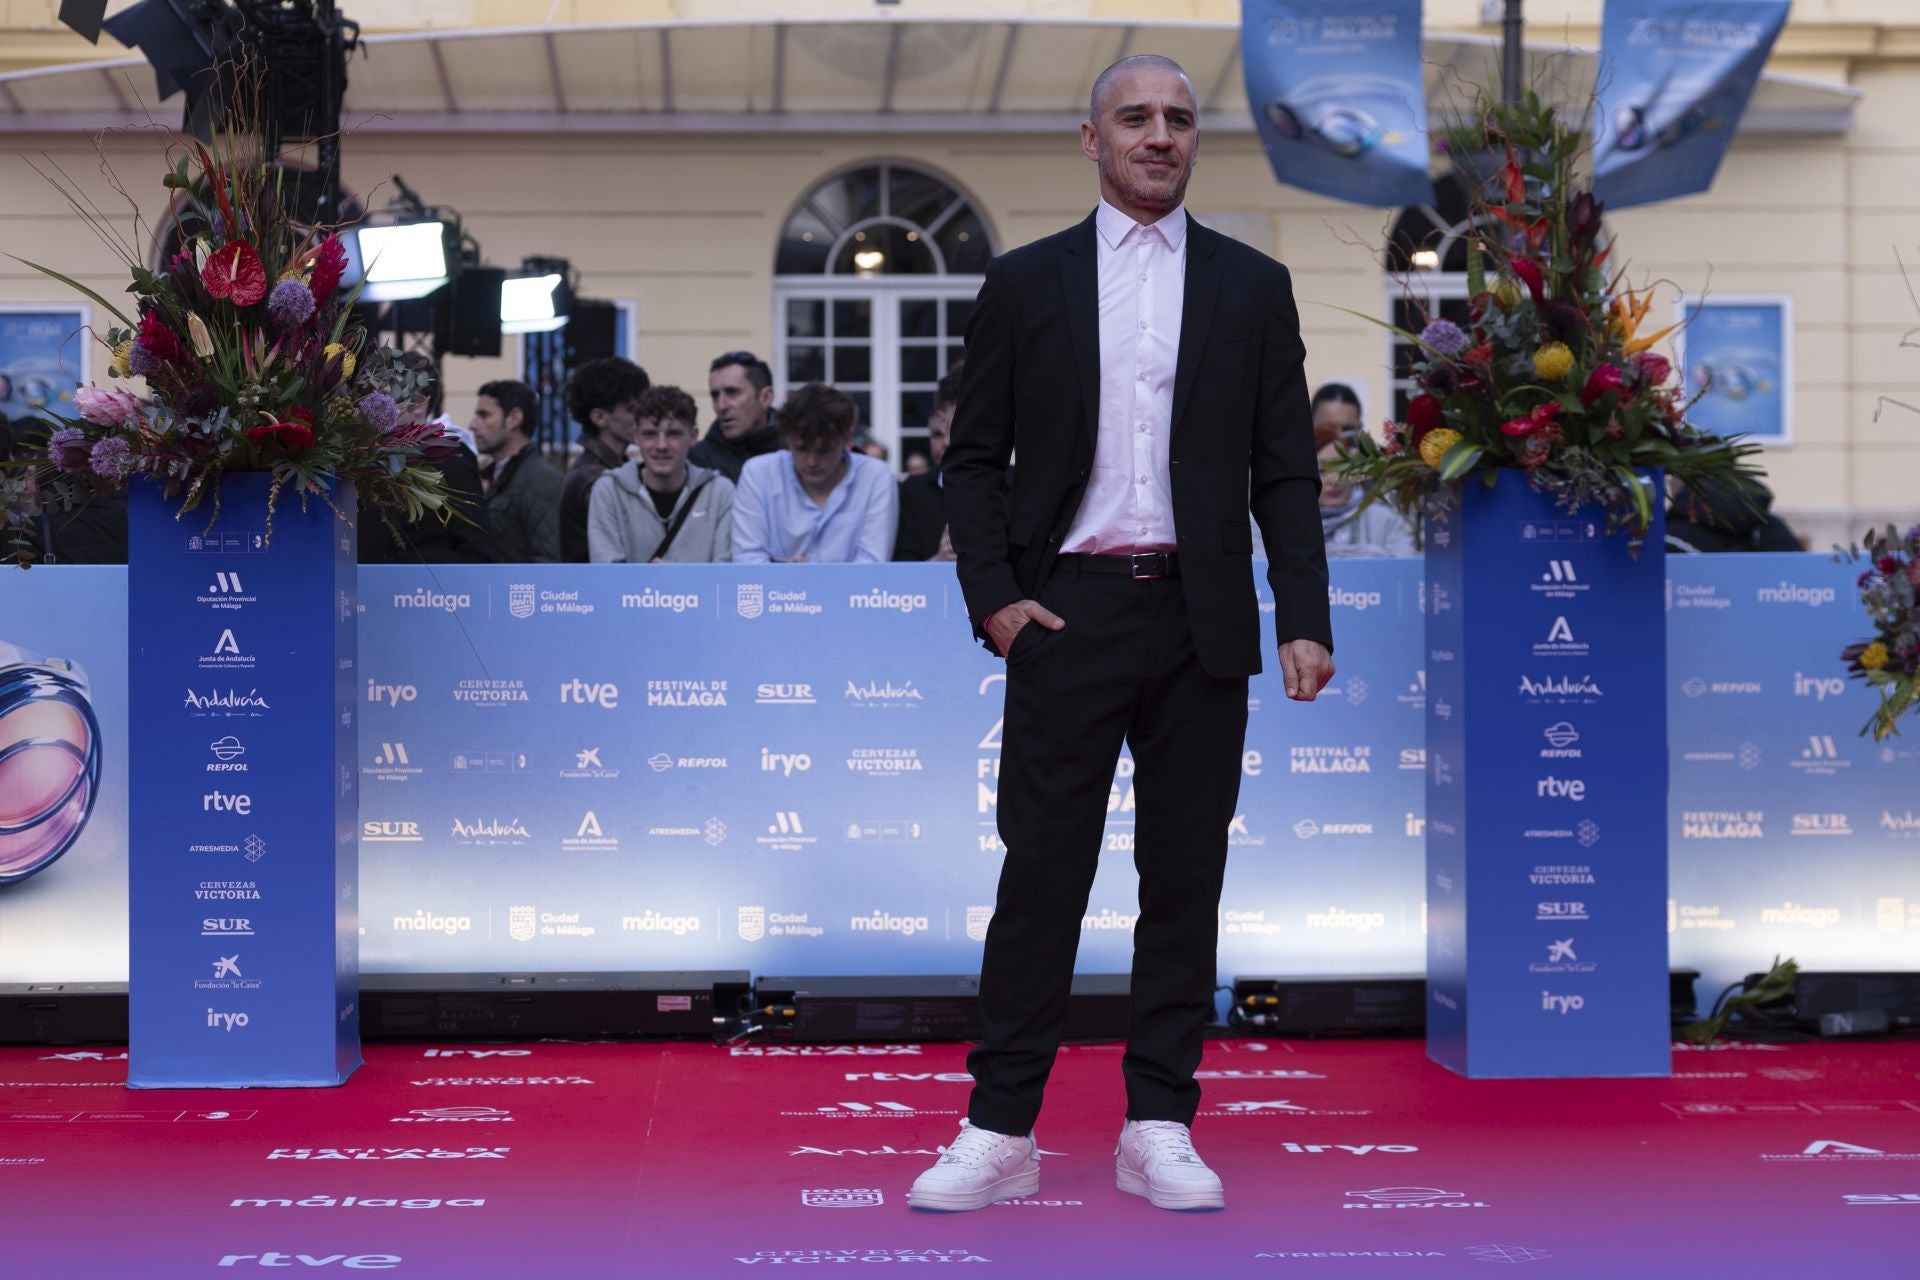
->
[590,405,610,433]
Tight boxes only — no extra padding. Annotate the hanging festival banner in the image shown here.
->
[1592,0,1792,209]
[1241,0,1435,209]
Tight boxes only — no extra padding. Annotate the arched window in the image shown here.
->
[774,162,996,470]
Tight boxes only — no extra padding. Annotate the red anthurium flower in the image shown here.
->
[1581,363,1625,407]
[1500,402,1561,437]
[309,235,347,305]
[1879,555,1902,577]
[1510,257,1546,308]
[1634,352,1673,387]
[1406,394,1443,443]
[204,240,267,307]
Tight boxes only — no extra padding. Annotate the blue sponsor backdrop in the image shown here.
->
[124,476,360,1087]
[1592,0,1792,210]
[1,557,1915,1006]
[1424,474,1670,1078]
[1241,0,1434,209]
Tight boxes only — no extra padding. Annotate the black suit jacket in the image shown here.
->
[942,210,1332,678]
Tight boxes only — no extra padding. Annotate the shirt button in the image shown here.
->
[1137,371,1146,381]
[1139,273,1148,282]
[1139,321,1148,331]
[1137,475,1147,485]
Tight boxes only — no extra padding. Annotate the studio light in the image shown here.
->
[351,221,450,302]
[501,257,573,334]
[500,273,567,334]
[853,249,886,273]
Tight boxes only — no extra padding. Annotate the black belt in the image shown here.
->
[1057,551,1180,579]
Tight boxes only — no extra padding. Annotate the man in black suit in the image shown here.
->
[910,54,1334,1215]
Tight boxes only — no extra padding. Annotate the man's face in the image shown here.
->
[635,415,694,482]
[593,399,642,448]
[709,364,773,438]
[1080,65,1199,219]
[927,403,953,466]
[469,396,519,454]
[787,438,848,489]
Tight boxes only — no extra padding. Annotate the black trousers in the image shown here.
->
[966,562,1250,1135]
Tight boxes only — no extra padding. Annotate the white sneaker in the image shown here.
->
[1115,1120,1225,1210]
[907,1120,1040,1211]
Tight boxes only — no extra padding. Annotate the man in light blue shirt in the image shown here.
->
[732,382,899,563]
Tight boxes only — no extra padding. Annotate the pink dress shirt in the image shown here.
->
[1060,199,1186,555]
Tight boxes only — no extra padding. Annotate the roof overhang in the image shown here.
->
[0,16,1863,138]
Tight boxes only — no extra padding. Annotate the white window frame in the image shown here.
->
[771,276,982,467]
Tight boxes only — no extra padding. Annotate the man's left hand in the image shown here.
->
[1280,639,1335,702]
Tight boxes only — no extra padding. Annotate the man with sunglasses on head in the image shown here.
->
[690,350,782,482]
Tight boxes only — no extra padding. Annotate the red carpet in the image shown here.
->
[1,1036,1915,1278]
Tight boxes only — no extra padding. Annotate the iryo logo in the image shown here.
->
[206,1008,251,1031]
[1540,991,1585,1015]
[760,749,812,776]
[1794,671,1846,701]
[365,680,417,706]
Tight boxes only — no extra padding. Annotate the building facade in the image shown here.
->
[1,1,1916,543]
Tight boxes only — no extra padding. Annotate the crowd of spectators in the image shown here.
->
[0,354,1800,565]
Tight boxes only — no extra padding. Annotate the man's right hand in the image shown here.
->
[986,599,1065,659]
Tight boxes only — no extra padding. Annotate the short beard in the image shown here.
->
[1099,149,1191,218]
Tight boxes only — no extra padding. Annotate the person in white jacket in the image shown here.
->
[587,386,735,563]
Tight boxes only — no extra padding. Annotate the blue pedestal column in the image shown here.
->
[1424,470,1670,1079]
[127,473,361,1088]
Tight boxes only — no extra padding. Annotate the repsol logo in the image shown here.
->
[365,681,417,706]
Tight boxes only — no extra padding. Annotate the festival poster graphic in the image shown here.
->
[0,305,90,423]
[1241,0,1434,208]
[1592,0,1792,209]
[1676,296,1792,444]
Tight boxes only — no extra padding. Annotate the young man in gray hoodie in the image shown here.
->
[586,385,734,563]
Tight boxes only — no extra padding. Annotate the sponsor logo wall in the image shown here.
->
[0,559,1912,998]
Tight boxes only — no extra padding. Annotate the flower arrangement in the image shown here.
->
[1840,524,1920,740]
[1333,95,1765,538]
[1,92,460,565]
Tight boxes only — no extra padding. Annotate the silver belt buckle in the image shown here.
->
[1129,552,1168,579]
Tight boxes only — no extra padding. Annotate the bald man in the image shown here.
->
[911,55,1335,1214]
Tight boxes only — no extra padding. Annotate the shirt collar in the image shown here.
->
[1095,198,1188,252]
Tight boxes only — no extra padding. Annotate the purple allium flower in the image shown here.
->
[1420,319,1469,357]
[356,391,399,433]
[88,436,135,480]
[129,343,163,377]
[48,426,93,472]
[267,278,316,330]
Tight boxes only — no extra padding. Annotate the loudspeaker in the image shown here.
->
[446,266,504,357]
[565,300,619,364]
